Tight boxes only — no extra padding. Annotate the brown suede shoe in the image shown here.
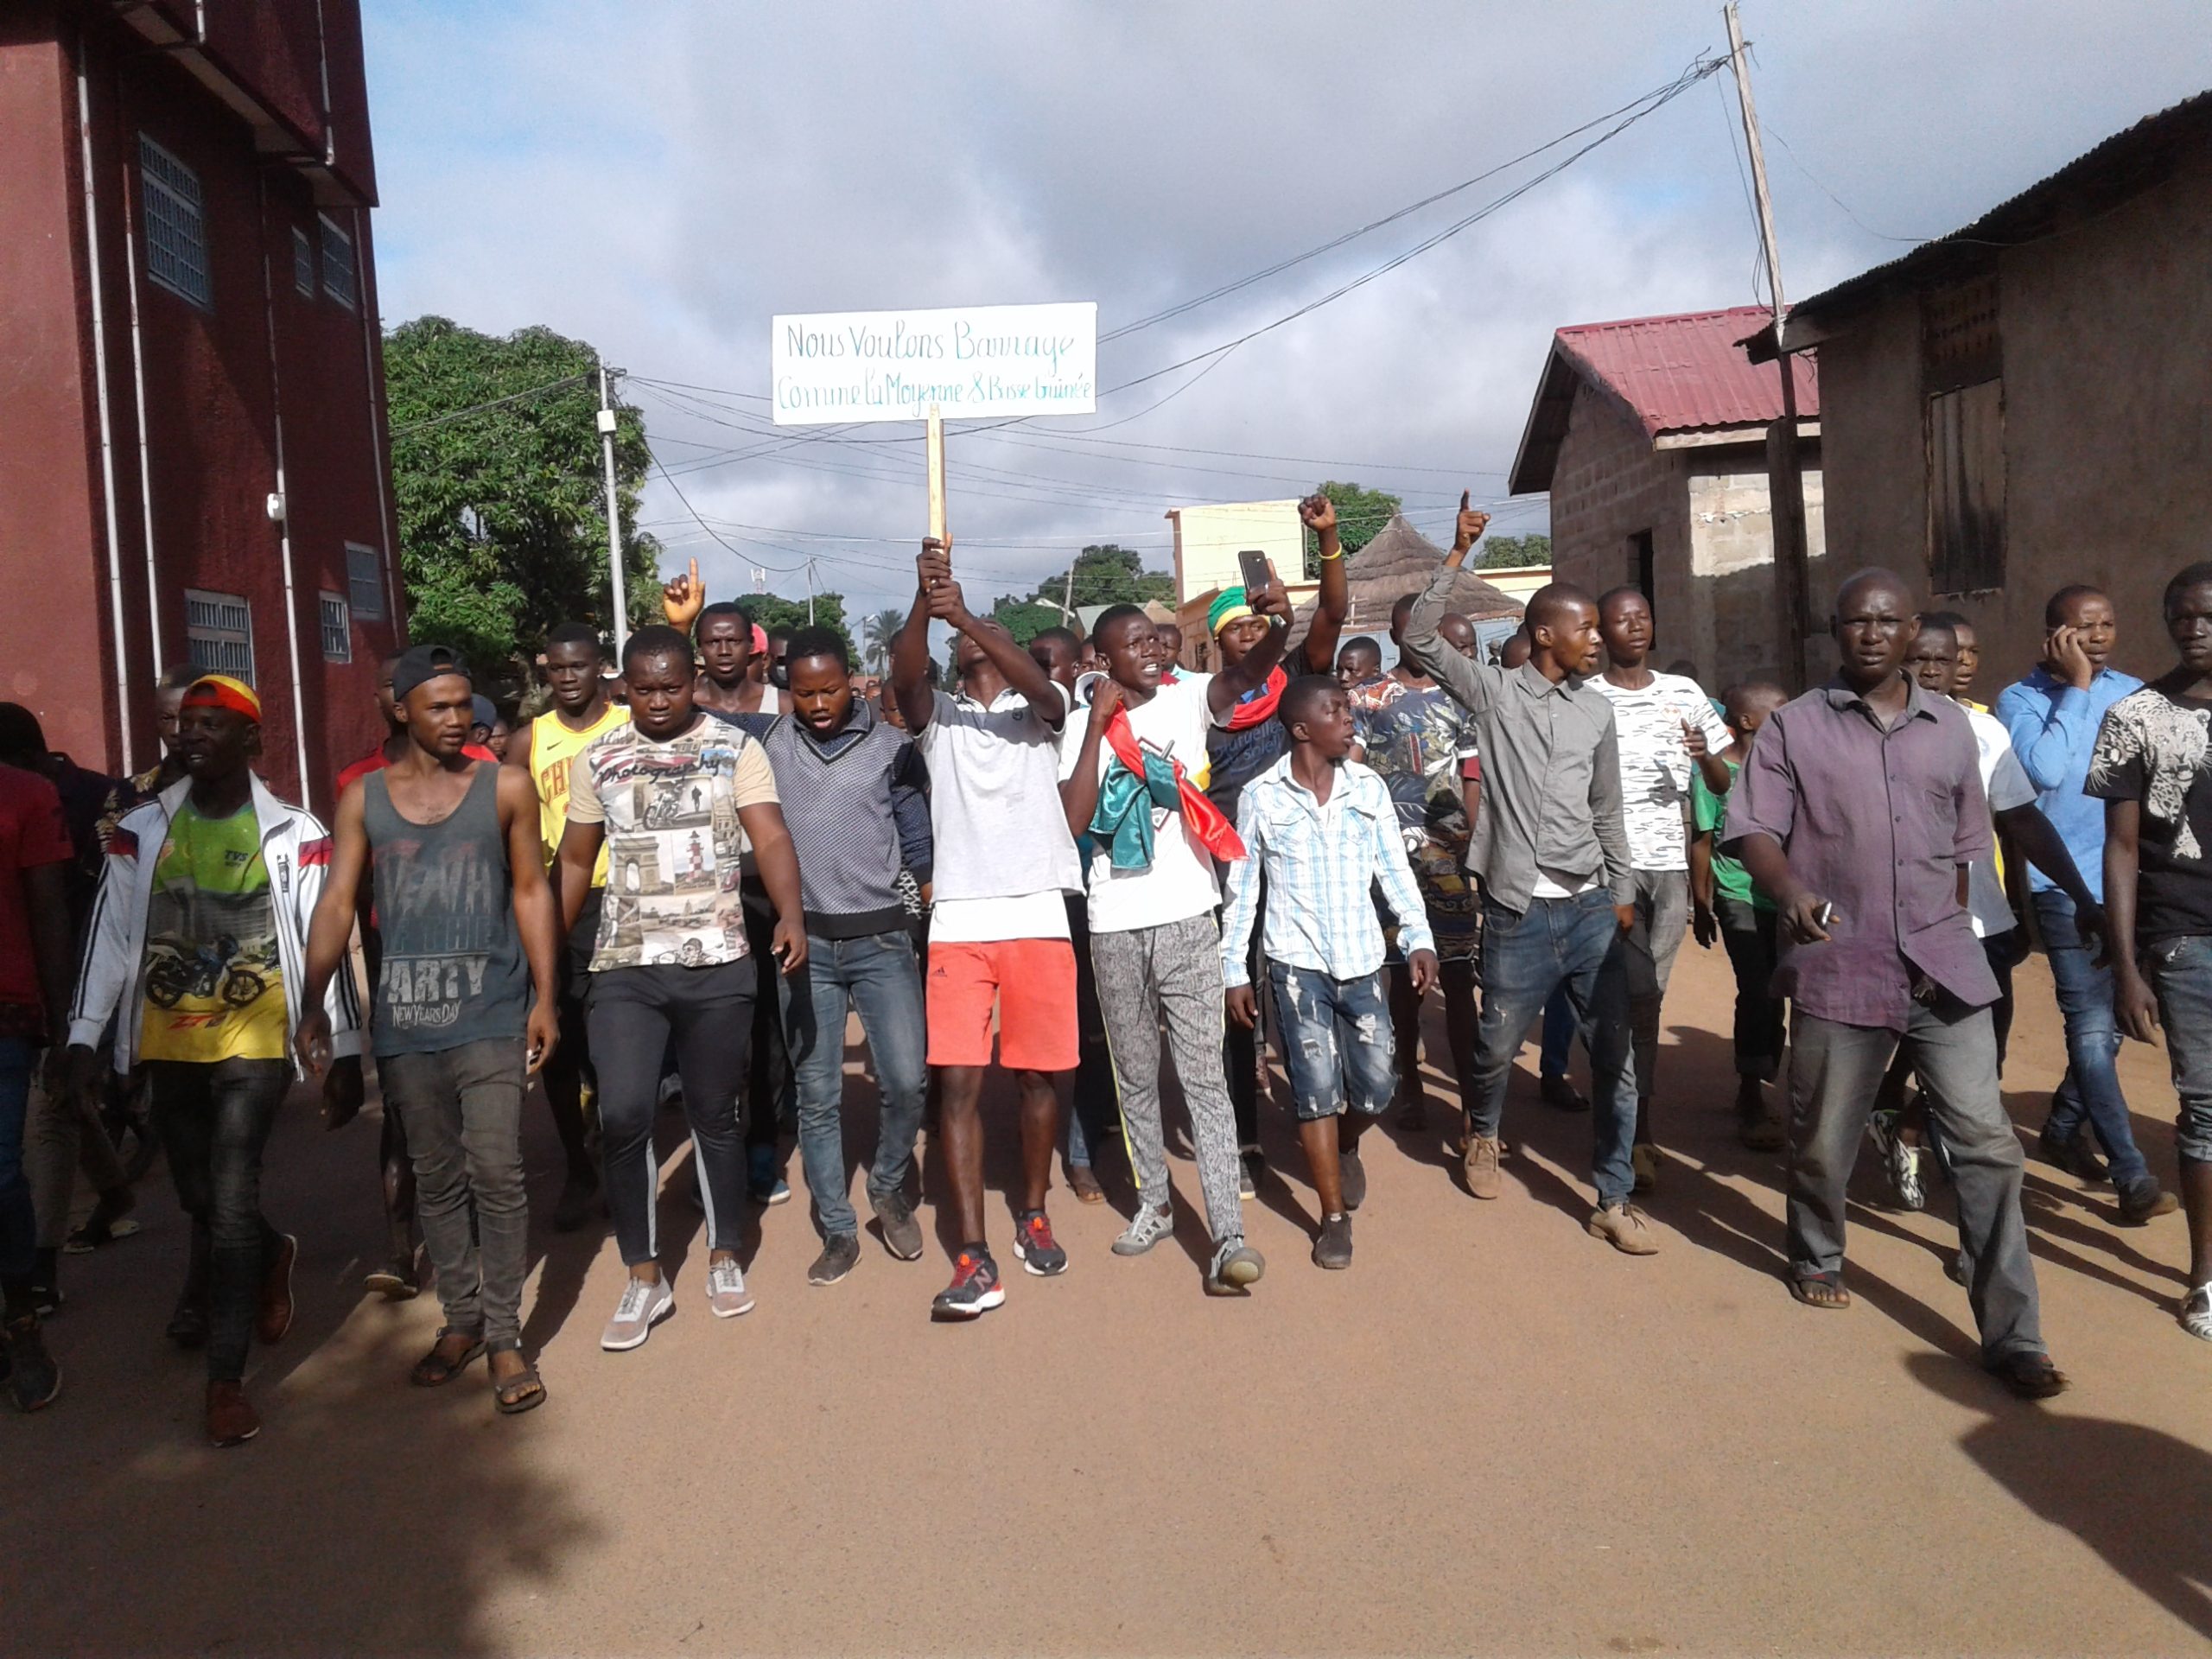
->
[256,1234,297,1346]
[207,1380,260,1447]
[1464,1135,1503,1199]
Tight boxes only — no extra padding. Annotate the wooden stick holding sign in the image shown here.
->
[926,404,947,547]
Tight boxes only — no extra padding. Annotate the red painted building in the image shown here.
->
[0,0,399,812]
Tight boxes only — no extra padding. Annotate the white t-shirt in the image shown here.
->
[1058,674,1227,933]
[1963,702,2036,938]
[1592,672,1732,872]
[918,681,1082,942]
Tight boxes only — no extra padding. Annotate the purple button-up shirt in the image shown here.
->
[1722,674,1995,1032]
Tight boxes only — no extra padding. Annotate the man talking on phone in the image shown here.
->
[1725,569,2065,1400]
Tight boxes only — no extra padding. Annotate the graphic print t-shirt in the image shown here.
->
[138,803,286,1062]
[1351,678,1479,869]
[1592,671,1732,872]
[566,717,779,971]
[2086,680,2212,944]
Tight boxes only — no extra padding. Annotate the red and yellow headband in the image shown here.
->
[181,674,262,722]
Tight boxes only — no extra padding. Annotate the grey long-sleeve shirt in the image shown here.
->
[1401,565,1633,911]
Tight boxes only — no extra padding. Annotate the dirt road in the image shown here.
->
[7,940,2209,1655]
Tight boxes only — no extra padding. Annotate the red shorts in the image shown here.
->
[925,938,1078,1072]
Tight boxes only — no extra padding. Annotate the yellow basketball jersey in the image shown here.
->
[530,702,629,886]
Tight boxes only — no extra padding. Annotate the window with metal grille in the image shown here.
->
[319,213,356,308]
[319,593,352,662]
[346,543,385,619]
[184,589,254,684]
[293,226,315,296]
[139,136,211,308]
[1928,380,2006,595]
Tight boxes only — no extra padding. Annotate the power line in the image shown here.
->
[388,372,590,437]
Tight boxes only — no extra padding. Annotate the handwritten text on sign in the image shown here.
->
[769,302,1097,426]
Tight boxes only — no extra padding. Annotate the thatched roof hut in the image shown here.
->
[1287,513,1523,644]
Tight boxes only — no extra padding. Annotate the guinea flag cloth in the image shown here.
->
[1087,708,1244,871]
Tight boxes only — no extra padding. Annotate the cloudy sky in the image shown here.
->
[363,1,2212,621]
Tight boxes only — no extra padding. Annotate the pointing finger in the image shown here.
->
[1460,489,1471,512]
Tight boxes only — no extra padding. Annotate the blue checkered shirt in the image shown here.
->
[1220,754,1433,986]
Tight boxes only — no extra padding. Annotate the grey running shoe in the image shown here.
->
[705,1257,755,1317]
[1312,1213,1353,1269]
[1112,1202,1174,1256]
[870,1189,925,1261]
[1206,1238,1265,1295]
[600,1275,675,1350]
[808,1234,861,1287]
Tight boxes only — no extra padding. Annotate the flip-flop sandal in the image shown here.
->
[63,1216,143,1254]
[1789,1272,1852,1310]
[365,1265,421,1301]
[410,1329,486,1388]
[2179,1284,2212,1343]
[493,1363,547,1415]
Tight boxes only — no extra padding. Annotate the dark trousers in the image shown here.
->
[1063,897,1119,1168]
[588,961,756,1266]
[1221,885,1267,1151]
[1716,894,1786,1083]
[538,887,601,1179]
[148,1058,290,1382]
[742,888,794,1152]
[380,1038,530,1350]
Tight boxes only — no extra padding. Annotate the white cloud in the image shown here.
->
[363,0,2212,615]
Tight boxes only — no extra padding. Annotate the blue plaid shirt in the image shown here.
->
[1221,754,1433,986]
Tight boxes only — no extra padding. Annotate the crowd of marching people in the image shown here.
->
[6,490,2212,1445]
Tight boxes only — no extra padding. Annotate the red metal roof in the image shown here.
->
[1555,306,1818,437]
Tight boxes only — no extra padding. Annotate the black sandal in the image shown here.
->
[1789,1271,1851,1310]
[490,1346,546,1415]
[410,1328,486,1388]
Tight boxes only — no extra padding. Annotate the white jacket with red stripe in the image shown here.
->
[67,772,363,1076]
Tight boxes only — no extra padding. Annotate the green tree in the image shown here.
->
[1030,544,1175,611]
[385,317,662,672]
[741,590,855,664]
[991,597,1070,646]
[861,607,906,675]
[1304,480,1402,575]
[1474,531,1552,570]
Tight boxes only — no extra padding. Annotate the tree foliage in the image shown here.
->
[741,590,855,663]
[1024,544,1175,612]
[989,598,1071,647]
[385,317,663,673]
[861,608,906,675]
[1474,531,1552,570]
[1303,480,1402,576]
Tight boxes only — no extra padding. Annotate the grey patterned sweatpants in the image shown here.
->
[1090,912,1246,1247]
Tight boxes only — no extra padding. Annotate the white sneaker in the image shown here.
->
[705,1256,755,1319]
[1889,1140,1927,1211]
[600,1275,674,1351]
[1112,1203,1174,1256]
[2182,1284,2212,1344]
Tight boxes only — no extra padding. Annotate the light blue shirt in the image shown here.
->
[1220,755,1433,986]
[1994,663,2143,899]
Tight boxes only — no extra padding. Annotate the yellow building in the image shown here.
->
[1166,498,1309,671]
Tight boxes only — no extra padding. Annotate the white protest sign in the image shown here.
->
[769,302,1096,426]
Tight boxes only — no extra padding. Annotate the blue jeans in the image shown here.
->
[1540,987,1575,1077]
[0,1037,35,1287]
[1266,962,1395,1122]
[2033,891,2150,1186]
[1472,890,1637,1205]
[780,931,928,1238]
[2140,933,2212,1166]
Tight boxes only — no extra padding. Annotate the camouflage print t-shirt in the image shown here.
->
[564,717,779,972]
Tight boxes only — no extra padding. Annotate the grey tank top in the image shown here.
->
[365,765,529,1058]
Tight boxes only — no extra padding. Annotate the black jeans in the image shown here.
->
[588,961,756,1266]
[538,887,601,1179]
[1715,895,1786,1083]
[741,887,793,1152]
[147,1058,290,1382]
[1220,885,1267,1151]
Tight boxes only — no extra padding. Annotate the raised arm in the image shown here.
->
[1294,493,1351,677]
[1059,678,1124,837]
[924,543,1064,728]
[1998,667,2094,793]
[891,543,944,736]
[1208,565,1293,716]
[1400,492,1495,715]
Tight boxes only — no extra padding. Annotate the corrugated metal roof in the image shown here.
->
[1788,91,2212,328]
[1509,307,1817,493]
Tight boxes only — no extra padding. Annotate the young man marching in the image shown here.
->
[763,627,931,1286]
[554,627,805,1351]
[1401,501,1649,1255]
[1726,569,2064,1399]
[892,537,1083,1318]
[505,622,627,1231]
[298,645,561,1414]
[67,676,363,1445]
[1222,677,1434,1268]
[1059,599,1284,1293]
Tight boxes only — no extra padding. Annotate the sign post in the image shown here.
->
[926,404,946,544]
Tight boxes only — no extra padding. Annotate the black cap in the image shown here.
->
[391,644,471,704]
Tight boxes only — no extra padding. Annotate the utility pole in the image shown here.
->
[805,558,817,625]
[597,364,629,658]
[1726,1,1812,690]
